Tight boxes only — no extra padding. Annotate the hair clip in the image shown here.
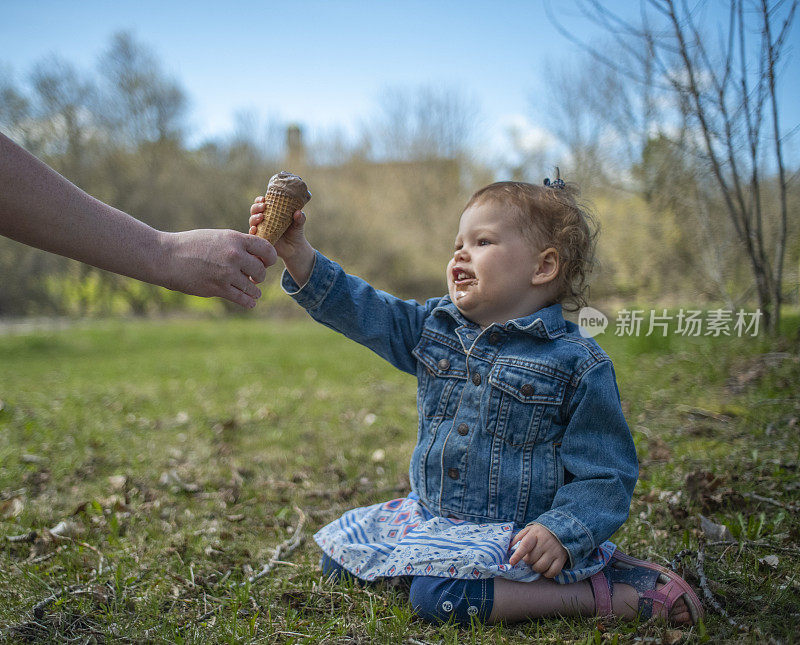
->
[543,167,566,189]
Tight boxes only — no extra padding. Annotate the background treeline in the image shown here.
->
[1,32,798,318]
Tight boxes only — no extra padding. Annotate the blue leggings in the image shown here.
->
[320,554,494,625]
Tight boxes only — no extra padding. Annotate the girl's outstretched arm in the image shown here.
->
[250,201,435,374]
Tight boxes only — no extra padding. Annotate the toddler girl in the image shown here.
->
[248,178,703,626]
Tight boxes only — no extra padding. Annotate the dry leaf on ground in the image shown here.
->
[0,497,24,519]
[700,514,734,541]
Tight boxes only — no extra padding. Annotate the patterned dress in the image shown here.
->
[315,492,616,584]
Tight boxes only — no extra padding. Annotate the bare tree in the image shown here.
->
[0,67,34,150]
[549,0,798,334]
[29,57,96,183]
[97,31,187,147]
[365,85,480,161]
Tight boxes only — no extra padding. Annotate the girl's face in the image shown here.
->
[446,200,555,328]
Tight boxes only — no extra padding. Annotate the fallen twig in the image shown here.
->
[696,540,759,635]
[194,506,308,625]
[5,530,37,543]
[31,581,114,619]
[670,541,796,635]
[272,631,312,639]
[676,405,732,423]
[669,548,695,571]
[48,530,105,574]
[244,505,307,586]
[706,539,800,555]
[742,491,800,512]
[26,545,66,565]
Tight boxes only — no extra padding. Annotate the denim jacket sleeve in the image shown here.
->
[281,250,434,375]
[530,359,638,568]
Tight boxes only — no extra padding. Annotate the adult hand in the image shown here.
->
[160,229,277,309]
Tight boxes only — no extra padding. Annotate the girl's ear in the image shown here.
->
[532,247,559,286]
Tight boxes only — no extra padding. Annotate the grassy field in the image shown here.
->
[0,312,798,644]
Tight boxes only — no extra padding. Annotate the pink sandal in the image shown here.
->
[589,550,704,625]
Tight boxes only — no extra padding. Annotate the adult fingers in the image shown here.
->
[224,285,256,309]
[243,234,277,266]
[231,271,262,301]
[240,250,267,283]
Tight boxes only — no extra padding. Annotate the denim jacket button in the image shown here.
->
[448,468,460,479]
[489,332,501,345]
[471,373,482,386]
[457,423,469,435]
[520,383,535,396]
[438,358,451,371]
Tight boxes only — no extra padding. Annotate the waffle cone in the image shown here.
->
[255,190,305,244]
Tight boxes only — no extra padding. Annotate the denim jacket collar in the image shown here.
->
[431,297,568,340]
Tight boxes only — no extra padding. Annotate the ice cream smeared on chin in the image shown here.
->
[452,266,476,301]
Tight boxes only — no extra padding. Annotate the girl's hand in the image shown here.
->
[249,196,308,262]
[249,196,316,287]
[508,523,569,578]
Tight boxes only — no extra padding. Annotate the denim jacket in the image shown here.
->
[283,251,639,569]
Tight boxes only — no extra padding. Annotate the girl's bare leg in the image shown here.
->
[489,577,691,624]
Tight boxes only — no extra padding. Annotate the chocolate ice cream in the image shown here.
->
[267,171,312,205]
[255,171,312,244]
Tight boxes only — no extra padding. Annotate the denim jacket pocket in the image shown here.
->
[484,362,567,446]
[413,336,467,420]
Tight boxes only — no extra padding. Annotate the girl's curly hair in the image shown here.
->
[463,180,599,312]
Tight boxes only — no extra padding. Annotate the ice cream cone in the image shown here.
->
[256,191,304,244]
[254,171,312,245]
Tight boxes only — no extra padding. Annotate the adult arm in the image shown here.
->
[0,134,276,308]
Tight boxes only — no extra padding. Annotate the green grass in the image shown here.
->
[1,312,799,643]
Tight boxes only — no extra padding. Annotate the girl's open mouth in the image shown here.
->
[452,267,476,286]
[452,267,476,300]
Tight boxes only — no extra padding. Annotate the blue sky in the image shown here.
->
[2,0,798,161]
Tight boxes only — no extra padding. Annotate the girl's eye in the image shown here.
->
[478,239,491,246]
